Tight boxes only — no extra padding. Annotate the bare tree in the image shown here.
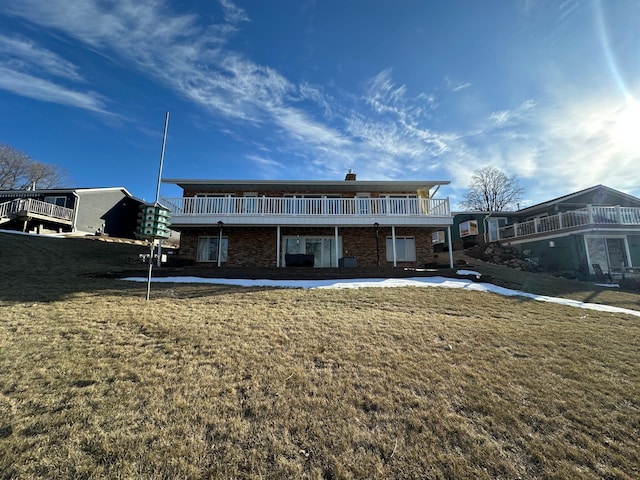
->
[459,166,523,211]
[0,144,67,189]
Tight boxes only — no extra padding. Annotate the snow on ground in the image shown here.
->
[122,275,640,318]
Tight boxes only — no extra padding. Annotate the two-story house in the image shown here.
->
[0,187,143,238]
[496,185,640,279]
[162,172,453,269]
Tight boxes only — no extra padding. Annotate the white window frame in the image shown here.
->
[386,236,416,262]
[432,231,445,244]
[459,220,479,238]
[197,236,228,263]
[487,217,507,242]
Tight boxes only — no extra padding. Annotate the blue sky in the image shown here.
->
[1,0,639,206]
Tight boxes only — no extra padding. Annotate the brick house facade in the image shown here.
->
[162,173,454,269]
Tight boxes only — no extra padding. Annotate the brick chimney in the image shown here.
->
[345,169,356,181]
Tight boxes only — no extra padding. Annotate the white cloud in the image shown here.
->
[0,66,107,113]
[0,35,85,82]
[246,154,284,169]
[445,76,472,92]
[219,0,249,24]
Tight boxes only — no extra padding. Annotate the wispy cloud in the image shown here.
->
[0,34,85,82]
[489,99,537,127]
[445,76,472,92]
[0,66,107,112]
[0,33,106,112]
[219,0,249,24]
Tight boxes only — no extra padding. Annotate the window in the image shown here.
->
[197,236,228,263]
[44,196,67,207]
[432,231,445,244]
[386,236,416,262]
[459,220,479,237]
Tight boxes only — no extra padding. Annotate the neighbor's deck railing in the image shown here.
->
[0,198,74,222]
[162,196,451,217]
[498,205,640,240]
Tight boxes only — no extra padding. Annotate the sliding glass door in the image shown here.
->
[283,236,342,267]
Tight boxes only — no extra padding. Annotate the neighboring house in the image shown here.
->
[0,187,144,238]
[432,211,518,252]
[434,185,640,280]
[162,172,454,268]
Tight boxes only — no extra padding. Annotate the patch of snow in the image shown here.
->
[456,269,481,278]
[122,275,640,317]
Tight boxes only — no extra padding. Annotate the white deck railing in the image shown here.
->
[162,196,450,218]
[498,205,640,240]
[0,198,74,222]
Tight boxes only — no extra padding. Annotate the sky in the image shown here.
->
[1,0,639,206]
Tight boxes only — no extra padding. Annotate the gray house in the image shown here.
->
[0,187,144,238]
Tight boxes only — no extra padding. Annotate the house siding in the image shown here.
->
[627,235,640,267]
[518,235,585,276]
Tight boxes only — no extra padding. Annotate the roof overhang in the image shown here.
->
[162,179,450,195]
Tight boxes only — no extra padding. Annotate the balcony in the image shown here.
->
[0,198,74,226]
[162,196,452,227]
[498,205,640,241]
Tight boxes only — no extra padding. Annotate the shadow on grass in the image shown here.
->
[0,232,278,303]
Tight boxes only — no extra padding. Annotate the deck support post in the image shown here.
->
[392,225,397,267]
[334,226,339,267]
[276,225,281,267]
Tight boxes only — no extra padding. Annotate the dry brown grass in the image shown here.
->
[1,233,639,478]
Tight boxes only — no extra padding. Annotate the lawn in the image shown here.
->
[0,233,639,479]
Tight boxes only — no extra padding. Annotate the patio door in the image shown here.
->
[586,236,629,274]
[283,235,342,267]
[304,237,339,267]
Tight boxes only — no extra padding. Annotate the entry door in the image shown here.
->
[487,218,500,242]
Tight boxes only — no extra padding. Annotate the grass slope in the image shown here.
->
[0,233,639,479]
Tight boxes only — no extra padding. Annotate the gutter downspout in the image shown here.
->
[483,213,492,243]
[447,226,454,268]
[71,191,80,232]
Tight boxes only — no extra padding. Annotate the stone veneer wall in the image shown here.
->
[179,226,435,268]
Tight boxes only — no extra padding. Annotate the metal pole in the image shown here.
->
[155,112,169,268]
[155,112,169,204]
[146,240,154,301]
[146,112,170,300]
